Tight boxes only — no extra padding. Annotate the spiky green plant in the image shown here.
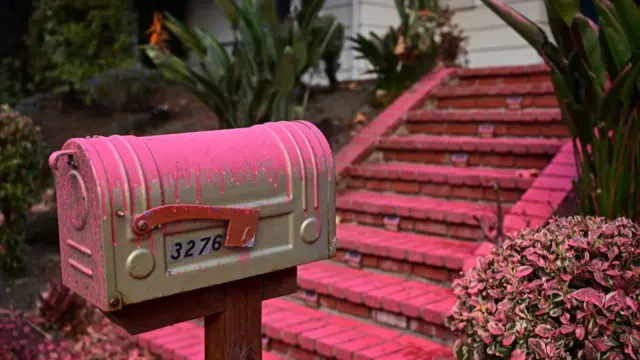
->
[144,0,342,129]
[351,0,466,106]
[480,0,640,221]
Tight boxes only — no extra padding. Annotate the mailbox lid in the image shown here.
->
[50,139,111,310]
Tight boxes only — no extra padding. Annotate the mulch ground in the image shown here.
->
[0,307,158,360]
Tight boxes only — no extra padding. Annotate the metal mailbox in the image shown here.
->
[49,120,335,312]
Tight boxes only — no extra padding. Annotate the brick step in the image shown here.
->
[135,301,454,360]
[334,223,477,283]
[405,109,569,138]
[295,262,457,345]
[452,64,550,86]
[378,135,564,169]
[136,321,286,360]
[345,163,532,203]
[336,190,503,241]
[428,82,557,110]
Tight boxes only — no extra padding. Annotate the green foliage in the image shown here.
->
[145,0,342,129]
[449,216,640,359]
[83,67,166,112]
[0,57,31,106]
[27,0,136,102]
[0,105,44,274]
[310,14,345,90]
[480,0,640,221]
[351,0,467,106]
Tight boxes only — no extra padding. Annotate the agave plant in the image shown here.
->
[480,0,640,221]
[144,0,342,129]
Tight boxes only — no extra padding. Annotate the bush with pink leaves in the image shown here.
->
[448,216,640,359]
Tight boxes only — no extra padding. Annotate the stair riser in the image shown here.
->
[266,337,454,360]
[293,292,456,346]
[380,150,553,169]
[333,249,462,284]
[455,73,550,87]
[337,212,487,241]
[431,94,558,109]
[345,177,524,203]
[404,122,570,138]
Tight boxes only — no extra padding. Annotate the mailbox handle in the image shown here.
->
[131,204,260,248]
[49,150,77,170]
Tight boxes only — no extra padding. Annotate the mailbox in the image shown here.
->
[49,120,335,312]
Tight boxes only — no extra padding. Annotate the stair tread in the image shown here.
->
[337,223,477,269]
[298,261,456,326]
[407,108,562,122]
[378,134,564,155]
[432,82,554,97]
[347,162,532,190]
[265,297,453,359]
[337,189,501,225]
[137,300,453,359]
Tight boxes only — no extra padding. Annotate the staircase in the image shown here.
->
[134,64,577,360]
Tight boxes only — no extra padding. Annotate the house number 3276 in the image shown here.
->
[168,234,224,263]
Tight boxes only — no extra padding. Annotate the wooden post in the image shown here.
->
[204,276,263,360]
[105,267,297,359]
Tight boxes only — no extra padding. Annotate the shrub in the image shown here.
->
[0,56,31,106]
[309,14,345,90]
[145,0,343,129]
[0,105,44,274]
[351,0,467,106]
[479,0,640,221]
[448,216,640,359]
[82,66,165,113]
[26,0,136,102]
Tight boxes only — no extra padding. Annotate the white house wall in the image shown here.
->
[186,0,235,46]
[446,0,549,67]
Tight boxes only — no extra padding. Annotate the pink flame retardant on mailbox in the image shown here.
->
[49,120,334,311]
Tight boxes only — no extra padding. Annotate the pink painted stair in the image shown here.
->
[134,65,578,359]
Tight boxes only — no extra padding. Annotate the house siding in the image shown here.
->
[446,0,549,67]
[186,0,235,46]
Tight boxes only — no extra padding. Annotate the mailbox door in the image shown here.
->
[51,140,113,311]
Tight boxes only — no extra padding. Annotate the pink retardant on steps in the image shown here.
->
[337,190,502,225]
[297,261,455,325]
[263,298,453,359]
[378,134,566,155]
[431,81,554,97]
[347,162,532,190]
[337,223,477,269]
[406,108,562,122]
[135,320,287,360]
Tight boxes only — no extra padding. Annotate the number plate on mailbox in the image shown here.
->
[167,232,226,264]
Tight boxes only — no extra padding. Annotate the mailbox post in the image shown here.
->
[49,121,336,359]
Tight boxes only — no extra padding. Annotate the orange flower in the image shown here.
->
[147,11,170,52]
[419,9,434,17]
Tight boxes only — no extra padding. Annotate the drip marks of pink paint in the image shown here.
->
[239,251,251,272]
